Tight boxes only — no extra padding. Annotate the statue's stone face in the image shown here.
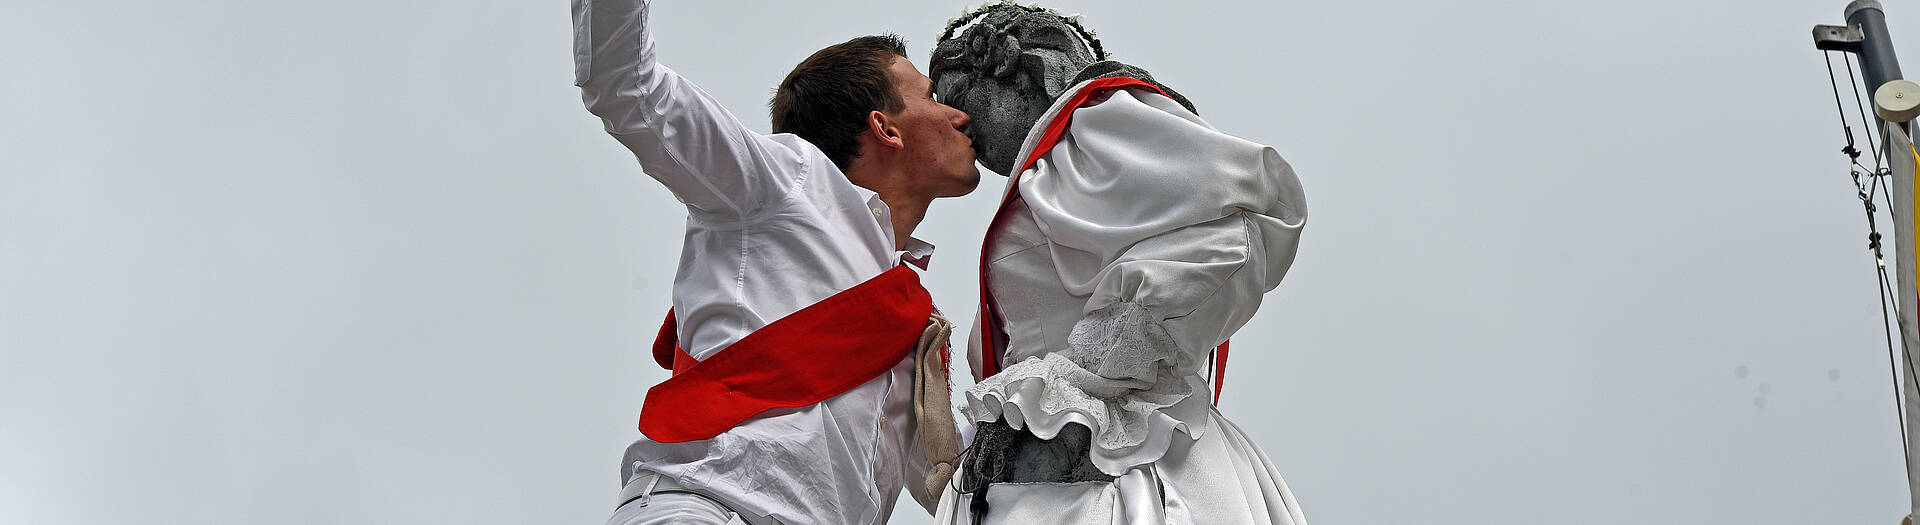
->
[936,69,1054,177]
[931,5,1099,176]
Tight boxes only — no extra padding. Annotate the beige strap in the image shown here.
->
[911,312,963,512]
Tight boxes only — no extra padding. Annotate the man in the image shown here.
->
[926,4,1311,524]
[571,1,978,523]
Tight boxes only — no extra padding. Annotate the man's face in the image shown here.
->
[884,56,981,199]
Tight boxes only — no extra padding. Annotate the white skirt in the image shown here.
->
[932,408,1306,525]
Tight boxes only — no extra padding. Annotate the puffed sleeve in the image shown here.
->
[1019,87,1306,383]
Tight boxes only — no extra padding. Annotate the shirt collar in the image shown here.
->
[899,237,935,270]
[860,191,937,269]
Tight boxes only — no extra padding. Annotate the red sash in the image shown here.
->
[975,77,1231,403]
[639,265,933,443]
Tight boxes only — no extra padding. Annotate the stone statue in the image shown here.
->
[930,3,1194,176]
[927,3,1313,524]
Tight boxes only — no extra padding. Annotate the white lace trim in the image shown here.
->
[964,353,1213,476]
[1062,302,1198,382]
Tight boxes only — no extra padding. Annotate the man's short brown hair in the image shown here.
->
[770,35,908,172]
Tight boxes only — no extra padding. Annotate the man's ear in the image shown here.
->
[867,110,904,150]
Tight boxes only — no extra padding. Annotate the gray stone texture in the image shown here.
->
[931,3,1195,176]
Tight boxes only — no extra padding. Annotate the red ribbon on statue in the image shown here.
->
[975,76,1231,404]
[640,265,933,443]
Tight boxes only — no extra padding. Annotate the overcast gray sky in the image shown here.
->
[5,0,1917,523]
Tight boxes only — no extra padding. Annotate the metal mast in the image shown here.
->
[1815,3,1920,523]
[1819,1,1907,130]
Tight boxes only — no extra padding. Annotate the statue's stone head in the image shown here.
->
[931,3,1105,176]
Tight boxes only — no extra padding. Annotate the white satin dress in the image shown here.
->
[934,81,1310,525]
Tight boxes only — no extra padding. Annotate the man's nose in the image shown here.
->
[950,107,971,131]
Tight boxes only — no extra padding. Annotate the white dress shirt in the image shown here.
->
[574,1,929,523]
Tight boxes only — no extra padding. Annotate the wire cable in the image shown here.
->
[1824,51,1914,462]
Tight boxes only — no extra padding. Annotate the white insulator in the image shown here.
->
[1875,79,1920,123]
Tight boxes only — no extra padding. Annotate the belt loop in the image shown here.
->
[636,475,661,507]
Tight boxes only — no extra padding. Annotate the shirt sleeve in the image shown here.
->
[572,0,800,217]
[1019,87,1307,382]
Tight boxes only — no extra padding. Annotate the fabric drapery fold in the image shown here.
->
[964,353,1213,476]
[948,76,1310,524]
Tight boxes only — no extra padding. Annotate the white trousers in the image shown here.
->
[607,474,748,525]
[608,493,746,525]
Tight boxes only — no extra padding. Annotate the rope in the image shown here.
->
[1848,53,1884,165]
[1861,158,1906,462]
[1878,242,1912,468]
[1829,52,1865,162]
[1825,49,1913,464]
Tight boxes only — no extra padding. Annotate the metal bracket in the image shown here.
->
[1817,24,1866,52]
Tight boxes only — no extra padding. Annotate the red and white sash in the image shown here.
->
[639,265,933,443]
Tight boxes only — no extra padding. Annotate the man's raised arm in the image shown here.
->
[572,0,799,217]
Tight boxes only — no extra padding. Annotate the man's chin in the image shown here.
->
[951,171,985,197]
